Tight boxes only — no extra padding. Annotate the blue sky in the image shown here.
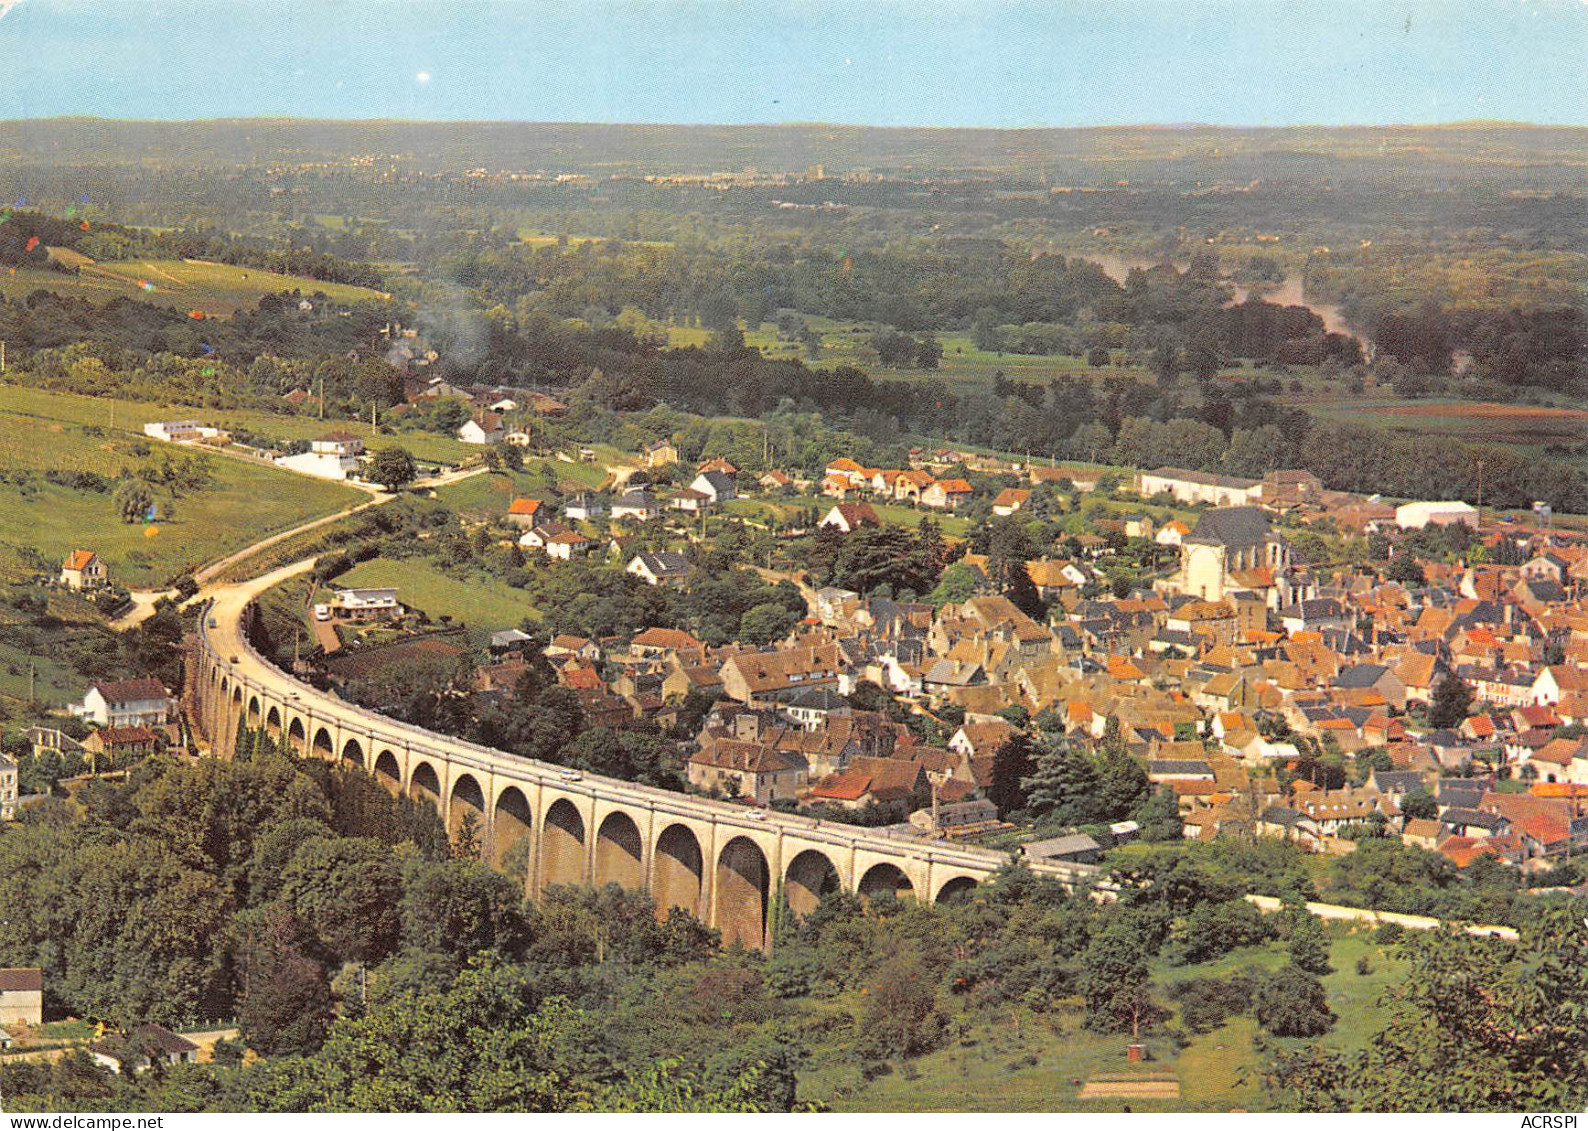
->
[0,0,1584,126]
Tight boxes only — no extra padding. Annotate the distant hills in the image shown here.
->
[1,118,1585,177]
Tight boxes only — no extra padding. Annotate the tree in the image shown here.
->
[927,561,980,607]
[987,732,1038,817]
[1170,973,1255,1033]
[1428,674,1475,729]
[1132,786,1184,842]
[1149,344,1180,387]
[1398,788,1438,821]
[1079,922,1157,1034]
[855,953,945,1060]
[1168,899,1279,965]
[113,480,153,524]
[1253,964,1334,1037]
[1341,908,1588,1109]
[399,858,531,961]
[239,908,335,1056]
[1384,554,1426,586]
[453,811,483,860]
[242,958,586,1112]
[1094,726,1149,819]
[483,444,523,473]
[276,836,403,963]
[1286,909,1334,975]
[1021,741,1099,824]
[369,445,417,492]
[739,601,799,645]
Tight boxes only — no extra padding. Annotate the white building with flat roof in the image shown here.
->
[275,433,365,481]
[1395,500,1478,530]
[144,420,227,444]
[327,587,401,621]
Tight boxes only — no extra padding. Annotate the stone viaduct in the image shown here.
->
[191,574,1095,950]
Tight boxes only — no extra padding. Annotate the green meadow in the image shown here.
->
[0,389,360,586]
[9,253,386,316]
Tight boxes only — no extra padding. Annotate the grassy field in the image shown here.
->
[665,312,1160,389]
[0,391,361,586]
[0,628,100,708]
[10,254,387,316]
[335,556,543,639]
[800,992,1204,1113]
[800,927,1401,1112]
[1155,928,1407,1055]
[0,384,477,465]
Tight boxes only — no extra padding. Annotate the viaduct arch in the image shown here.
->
[192,585,1096,950]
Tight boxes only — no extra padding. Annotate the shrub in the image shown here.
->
[1253,965,1334,1037]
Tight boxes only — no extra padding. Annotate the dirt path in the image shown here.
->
[753,565,821,618]
[195,494,387,586]
[108,464,486,633]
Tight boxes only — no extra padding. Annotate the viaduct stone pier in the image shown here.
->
[191,572,1095,949]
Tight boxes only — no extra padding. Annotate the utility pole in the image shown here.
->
[1,339,6,372]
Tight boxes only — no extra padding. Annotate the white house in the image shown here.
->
[668,488,711,513]
[458,414,503,445]
[820,503,881,533]
[0,968,42,1027]
[90,1024,199,1075]
[275,433,365,481]
[1155,520,1190,547]
[690,470,737,504]
[611,491,658,522]
[72,679,174,728]
[627,551,691,587]
[545,530,591,561]
[815,586,858,623]
[0,753,16,821]
[563,491,606,522]
[326,587,401,621]
[59,549,108,591]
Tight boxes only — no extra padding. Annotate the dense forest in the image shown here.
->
[2,735,1585,1112]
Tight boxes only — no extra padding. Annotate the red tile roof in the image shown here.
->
[0,968,42,992]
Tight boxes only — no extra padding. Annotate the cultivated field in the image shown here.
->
[8,253,387,316]
[1311,398,1588,449]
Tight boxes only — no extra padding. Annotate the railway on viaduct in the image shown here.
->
[190,562,1096,950]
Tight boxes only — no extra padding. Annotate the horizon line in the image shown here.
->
[2,115,1584,132]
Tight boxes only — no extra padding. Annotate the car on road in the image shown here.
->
[313,603,331,622]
